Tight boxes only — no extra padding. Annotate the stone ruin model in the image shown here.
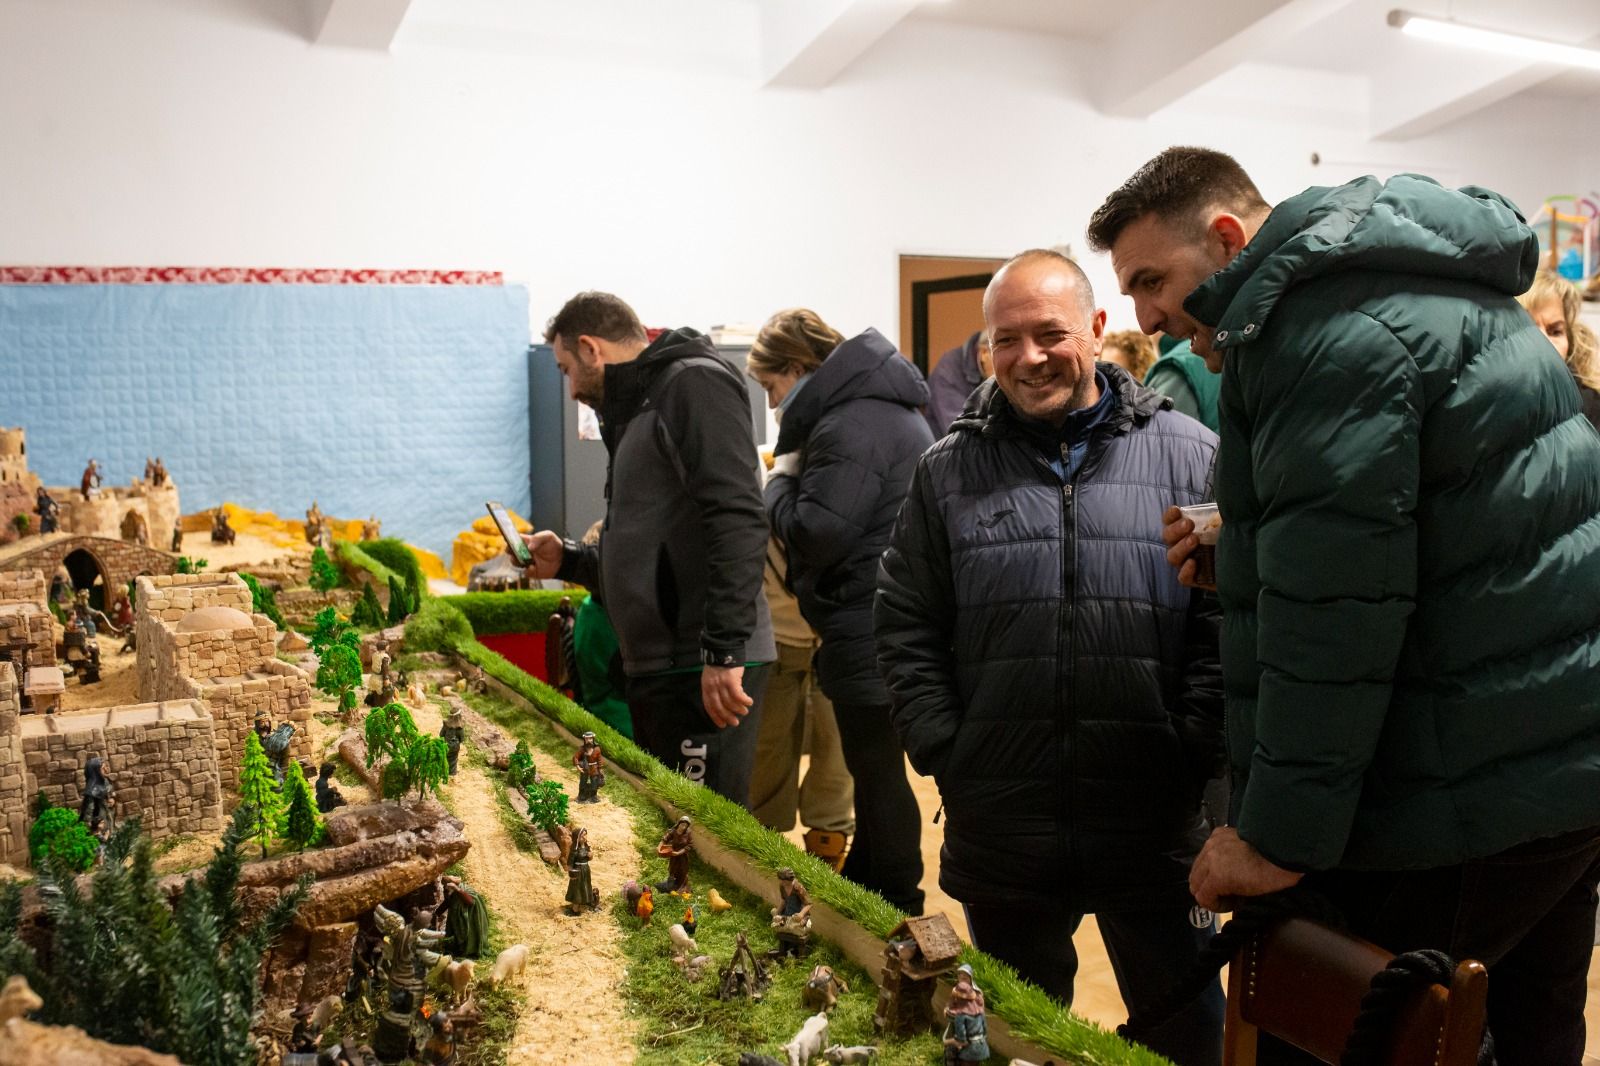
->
[0,428,180,548]
[0,570,314,863]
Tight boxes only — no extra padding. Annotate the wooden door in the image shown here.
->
[898,255,1006,376]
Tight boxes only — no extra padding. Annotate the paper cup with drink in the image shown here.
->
[1177,503,1222,587]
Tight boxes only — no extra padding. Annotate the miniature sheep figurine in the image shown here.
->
[309,994,343,1033]
[823,1046,880,1064]
[442,959,475,998]
[782,1012,829,1066]
[669,922,698,957]
[0,976,42,1024]
[489,943,529,985]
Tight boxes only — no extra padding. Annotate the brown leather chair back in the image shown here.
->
[1225,918,1488,1066]
[544,598,577,696]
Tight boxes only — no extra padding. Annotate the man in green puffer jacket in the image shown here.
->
[1089,147,1600,1065]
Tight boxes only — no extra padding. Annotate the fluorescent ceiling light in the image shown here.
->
[1388,9,1600,71]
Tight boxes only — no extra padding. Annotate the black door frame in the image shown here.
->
[909,273,994,375]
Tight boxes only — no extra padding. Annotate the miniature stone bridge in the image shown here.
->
[0,532,177,607]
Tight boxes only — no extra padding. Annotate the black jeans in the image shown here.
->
[830,699,925,915]
[625,665,769,807]
[1261,824,1600,1066]
[965,900,1224,1066]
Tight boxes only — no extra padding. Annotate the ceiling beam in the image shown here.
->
[305,0,414,51]
[1370,29,1600,141]
[1095,0,1355,118]
[760,0,920,89]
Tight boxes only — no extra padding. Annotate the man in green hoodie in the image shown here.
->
[1088,147,1600,1065]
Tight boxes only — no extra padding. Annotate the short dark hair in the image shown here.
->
[987,248,1096,320]
[543,291,647,351]
[1085,146,1269,253]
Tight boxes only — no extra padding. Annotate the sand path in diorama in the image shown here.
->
[412,699,643,1065]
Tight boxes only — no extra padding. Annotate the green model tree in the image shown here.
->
[316,641,364,716]
[524,778,569,834]
[364,701,419,767]
[12,513,29,538]
[238,572,286,630]
[350,582,384,629]
[281,760,321,850]
[404,565,425,614]
[308,606,358,657]
[176,556,209,575]
[238,732,285,859]
[385,575,410,626]
[506,740,535,791]
[309,546,340,592]
[0,807,309,1066]
[27,807,98,873]
[403,735,451,802]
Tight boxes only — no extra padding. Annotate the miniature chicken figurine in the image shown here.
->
[707,888,733,913]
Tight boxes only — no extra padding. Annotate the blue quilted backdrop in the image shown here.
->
[0,283,531,560]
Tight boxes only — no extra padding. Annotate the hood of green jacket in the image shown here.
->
[1185,174,1538,352]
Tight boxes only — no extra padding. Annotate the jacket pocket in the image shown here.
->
[654,545,680,629]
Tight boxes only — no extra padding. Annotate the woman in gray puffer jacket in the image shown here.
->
[751,309,933,914]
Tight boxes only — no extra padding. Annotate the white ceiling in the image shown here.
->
[376,0,1600,139]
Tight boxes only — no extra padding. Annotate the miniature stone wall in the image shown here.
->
[0,602,55,669]
[135,573,313,795]
[52,482,179,546]
[19,700,222,838]
[0,665,26,864]
[0,570,46,606]
[0,536,177,605]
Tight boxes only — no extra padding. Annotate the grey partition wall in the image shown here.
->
[528,342,767,541]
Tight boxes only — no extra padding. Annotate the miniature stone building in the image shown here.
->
[0,535,176,611]
[0,571,55,671]
[0,429,40,541]
[135,573,313,792]
[874,912,963,1035]
[0,662,224,863]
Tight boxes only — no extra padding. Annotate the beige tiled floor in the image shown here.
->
[792,757,1600,1059]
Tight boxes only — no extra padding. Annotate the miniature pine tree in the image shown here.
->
[309,546,340,592]
[386,575,409,626]
[405,566,425,613]
[281,760,321,851]
[315,641,364,716]
[506,740,534,791]
[238,731,285,859]
[351,582,384,628]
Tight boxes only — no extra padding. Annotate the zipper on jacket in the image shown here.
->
[1058,442,1078,892]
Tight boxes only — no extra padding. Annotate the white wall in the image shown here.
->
[0,0,1588,340]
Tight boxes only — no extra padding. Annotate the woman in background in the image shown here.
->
[748,309,932,914]
[1520,268,1600,430]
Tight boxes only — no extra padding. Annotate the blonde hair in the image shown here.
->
[1101,330,1159,382]
[1520,269,1600,392]
[746,308,844,379]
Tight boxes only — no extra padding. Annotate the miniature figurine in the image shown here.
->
[211,507,236,545]
[78,755,115,835]
[421,1012,455,1065]
[656,815,693,894]
[288,1003,320,1054]
[942,965,990,1063]
[564,827,600,915]
[770,867,813,959]
[255,715,295,785]
[316,761,347,813]
[34,488,58,534]
[717,931,771,1002]
[171,517,183,552]
[488,943,530,985]
[305,501,329,548]
[823,1046,881,1064]
[573,731,604,803]
[71,589,97,637]
[440,709,465,776]
[362,515,382,541]
[63,614,101,684]
[623,880,654,925]
[110,593,134,633]
[79,459,100,500]
[442,875,489,958]
[738,1056,784,1066]
[708,888,733,913]
[374,641,393,689]
[682,904,697,937]
[783,1012,830,1066]
[371,904,448,1064]
[152,457,168,487]
[460,663,488,695]
[802,964,850,1013]
[669,922,697,956]
[143,458,155,484]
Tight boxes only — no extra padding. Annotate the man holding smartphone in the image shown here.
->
[523,291,775,807]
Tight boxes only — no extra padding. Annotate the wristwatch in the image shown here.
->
[701,647,741,669]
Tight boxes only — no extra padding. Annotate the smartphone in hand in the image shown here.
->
[485,501,532,566]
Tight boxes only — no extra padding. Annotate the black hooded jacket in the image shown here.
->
[559,328,775,675]
[765,328,933,705]
[875,365,1223,909]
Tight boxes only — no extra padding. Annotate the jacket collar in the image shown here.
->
[952,361,1168,441]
